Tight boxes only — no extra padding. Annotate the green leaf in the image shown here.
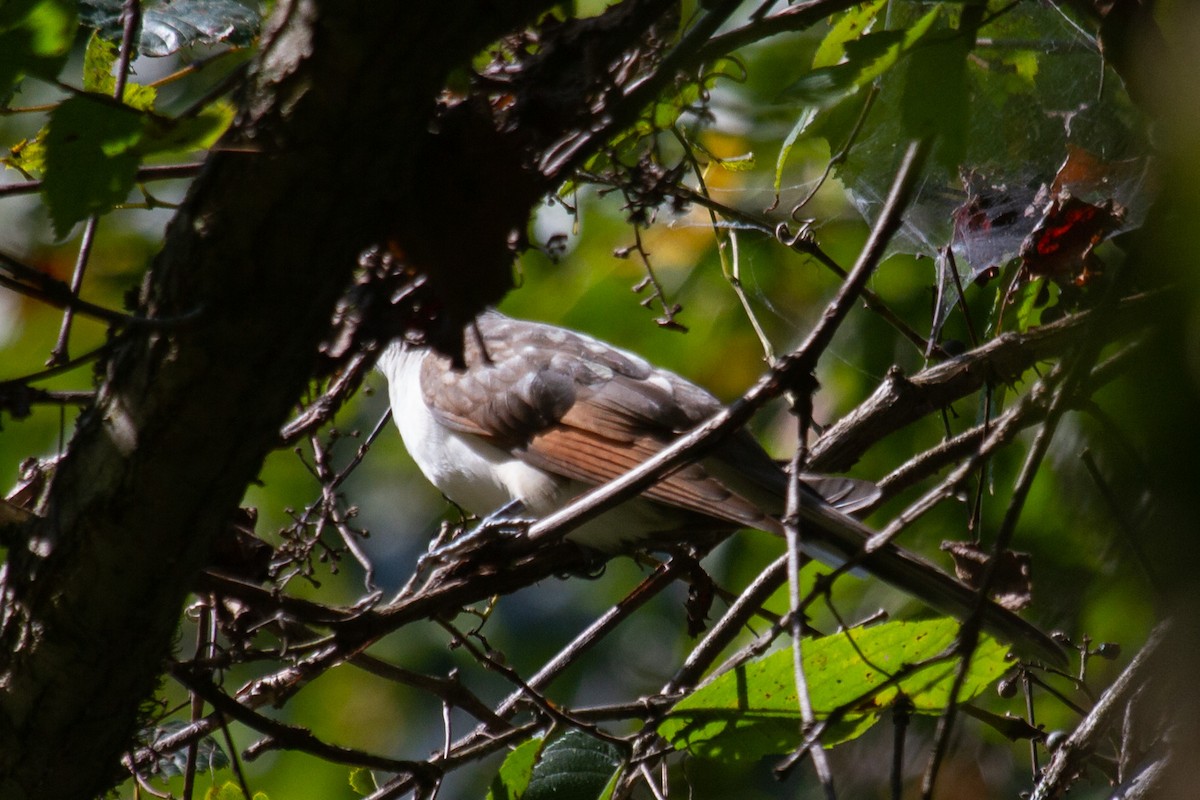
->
[83,33,158,110]
[83,31,231,157]
[203,782,269,800]
[348,767,376,796]
[785,7,942,106]
[486,737,544,800]
[207,781,239,800]
[4,131,47,176]
[43,93,145,236]
[140,99,235,155]
[83,32,116,93]
[1004,50,1039,85]
[0,0,77,101]
[1012,276,1057,332]
[773,107,818,196]
[659,619,1013,761]
[902,26,969,170]
[7,29,187,184]
[523,730,622,800]
[4,32,192,184]
[79,0,260,57]
[712,151,755,172]
[812,0,887,69]
[960,702,1046,742]
[651,83,700,130]
[595,768,620,800]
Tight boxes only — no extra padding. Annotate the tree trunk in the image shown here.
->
[0,2,552,797]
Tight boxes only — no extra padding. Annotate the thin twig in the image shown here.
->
[808,290,1161,473]
[438,620,627,747]
[461,559,684,739]
[923,236,1117,800]
[182,598,208,800]
[0,249,199,328]
[891,696,912,800]
[48,217,99,366]
[0,163,203,199]
[872,338,1143,505]
[673,126,774,360]
[1079,448,1158,588]
[581,168,935,354]
[216,709,254,800]
[173,665,431,775]
[112,0,142,102]
[785,422,836,797]
[787,84,878,220]
[665,554,788,692]
[540,0,746,181]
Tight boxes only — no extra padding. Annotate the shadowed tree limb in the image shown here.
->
[0,3,559,797]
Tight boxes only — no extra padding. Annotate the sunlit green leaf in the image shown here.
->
[204,781,270,800]
[83,33,157,111]
[83,32,117,93]
[812,0,887,69]
[774,107,818,196]
[1004,50,1039,84]
[348,767,376,795]
[1012,276,1058,332]
[487,737,544,800]
[712,151,755,172]
[785,7,942,106]
[651,81,703,131]
[207,783,241,800]
[140,99,236,155]
[4,132,47,176]
[659,619,1013,761]
[595,767,620,800]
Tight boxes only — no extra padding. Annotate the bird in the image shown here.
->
[376,310,1065,665]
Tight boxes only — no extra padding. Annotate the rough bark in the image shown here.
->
[0,2,554,797]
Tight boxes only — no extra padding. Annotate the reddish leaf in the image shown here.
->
[1018,191,1125,286]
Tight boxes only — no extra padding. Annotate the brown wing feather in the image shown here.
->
[523,427,778,533]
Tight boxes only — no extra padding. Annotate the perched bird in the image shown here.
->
[377,311,1064,665]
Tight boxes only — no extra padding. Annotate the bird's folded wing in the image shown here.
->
[522,425,777,533]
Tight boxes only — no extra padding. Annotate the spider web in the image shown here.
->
[818,1,1153,338]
